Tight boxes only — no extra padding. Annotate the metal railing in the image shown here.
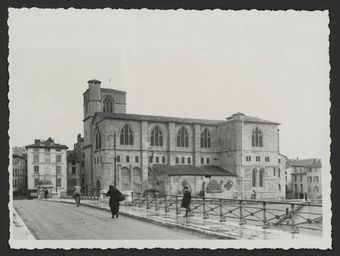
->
[59,194,100,201]
[131,193,322,234]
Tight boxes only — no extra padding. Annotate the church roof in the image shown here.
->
[95,112,279,126]
[153,164,237,177]
[96,112,223,125]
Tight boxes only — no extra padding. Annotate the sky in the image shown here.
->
[8,9,330,171]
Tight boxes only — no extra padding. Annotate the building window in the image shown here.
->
[314,186,319,193]
[34,166,39,173]
[33,155,39,163]
[56,166,61,176]
[181,157,185,164]
[259,168,264,187]
[278,184,281,191]
[56,178,61,187]
[120,124,134,145]
[252,168,257,187]
[177,126,189,147]
[278,168,281,177]
[135,156,139,163]
[252,127,263,147]
[273,168,276,176]
[126,156,130,163]
[300,184,303,192]
[151,126,163,146]
[285,176,287,182]
[149,156,153,163]
[176,157,179,164]
[200,128,211,148]
[117,155,120,163]
[187,157,191,164]
[56,155,62,163]
[94,157,96,164]
[156,156,159,164]
[72,160,76,165]
[256,156,260,162]
[308,176,312,182]
[34,178,39,187]
[294,184,298,192]
[294,175,297,182]
[206,157,210,164]
[278,159,281,163]
[265,156,270,162]
[300,176,303,182]
[103,95,113,113]
[95,129,102,150]
[246,156,251,162]
[201,157,204,165]
[309,168,312,172]
[314,176,319,183]
[162,156,166,164]
[72,167,76,174]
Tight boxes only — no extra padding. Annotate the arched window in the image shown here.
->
[176,156,179,164]
[259,168,265,187]
[313,176,319,183]
[314,186,319,193]
[200,128,211,148]
[151,126,163,146]
[103,95,113,113]
[252,127,263,147]
[120,124,134,145]
[252,168,257,187]
[177,126,189,147]
[95,129,101,150]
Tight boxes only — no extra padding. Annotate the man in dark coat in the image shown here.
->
[181,186,192,217]
[44,189,48,199]
[106,185,123,218]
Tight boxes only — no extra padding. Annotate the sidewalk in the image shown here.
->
[47,198,319,240]
[12,208,35,240]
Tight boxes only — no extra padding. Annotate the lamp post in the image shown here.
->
[108,132,117,188]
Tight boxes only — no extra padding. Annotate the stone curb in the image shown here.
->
[48,199,235,239]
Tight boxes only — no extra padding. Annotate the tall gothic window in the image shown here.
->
[177,126,189,147]
[252,127,263,147]
[151,126,163,146]
[103,95,113,113]
[95,129,101,150]
[200,128,211,148]
[120,124,134,145]
[252,168,257,187]
[259,168,265,187]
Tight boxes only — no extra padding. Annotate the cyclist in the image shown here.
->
[73,184,82,207]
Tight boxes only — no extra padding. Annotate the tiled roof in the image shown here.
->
[26,138,68,150]
[243,116,280,125]
[153,164,236,177]
[96,112,223,125]
[289,159,322,168]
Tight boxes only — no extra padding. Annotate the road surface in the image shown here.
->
[14,200,207,240]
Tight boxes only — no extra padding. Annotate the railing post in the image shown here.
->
[219,199,226,222]
[164,195,170,213]
[290,203,299,233]
[239,200,246,225]
[203,195,208,219]
[263,202,270,229]
[155,193,159,211]
[146,193,150,209]
[175,195,181,215]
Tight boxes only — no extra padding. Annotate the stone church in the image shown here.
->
[83,79,285,200]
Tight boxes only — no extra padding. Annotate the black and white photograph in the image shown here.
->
[7,8,331,249]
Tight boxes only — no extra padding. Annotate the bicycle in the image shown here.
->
[75,195,80,207]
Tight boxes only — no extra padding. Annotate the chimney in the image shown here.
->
[34,139,40,144]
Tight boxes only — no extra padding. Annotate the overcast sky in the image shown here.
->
[8,9,330,170]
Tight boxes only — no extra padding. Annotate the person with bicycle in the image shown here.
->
[73,184,82,207]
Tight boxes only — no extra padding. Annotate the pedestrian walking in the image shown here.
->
[181,186,192,217]
[44,189,48,199]
[106,185,124,218]
[73,184,82,206]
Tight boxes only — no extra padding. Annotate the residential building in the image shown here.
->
[83,79,285,199]
[66,134,85,194]
[26,138,68,194]
[289,158,322,200]
[12,147,27,197]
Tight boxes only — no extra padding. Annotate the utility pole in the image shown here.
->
[114,131,117,188]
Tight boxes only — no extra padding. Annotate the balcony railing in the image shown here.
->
[130,193,322,234]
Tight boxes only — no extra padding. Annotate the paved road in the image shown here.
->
[14,200,206,240]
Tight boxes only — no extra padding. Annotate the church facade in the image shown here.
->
[83,79,285,200]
